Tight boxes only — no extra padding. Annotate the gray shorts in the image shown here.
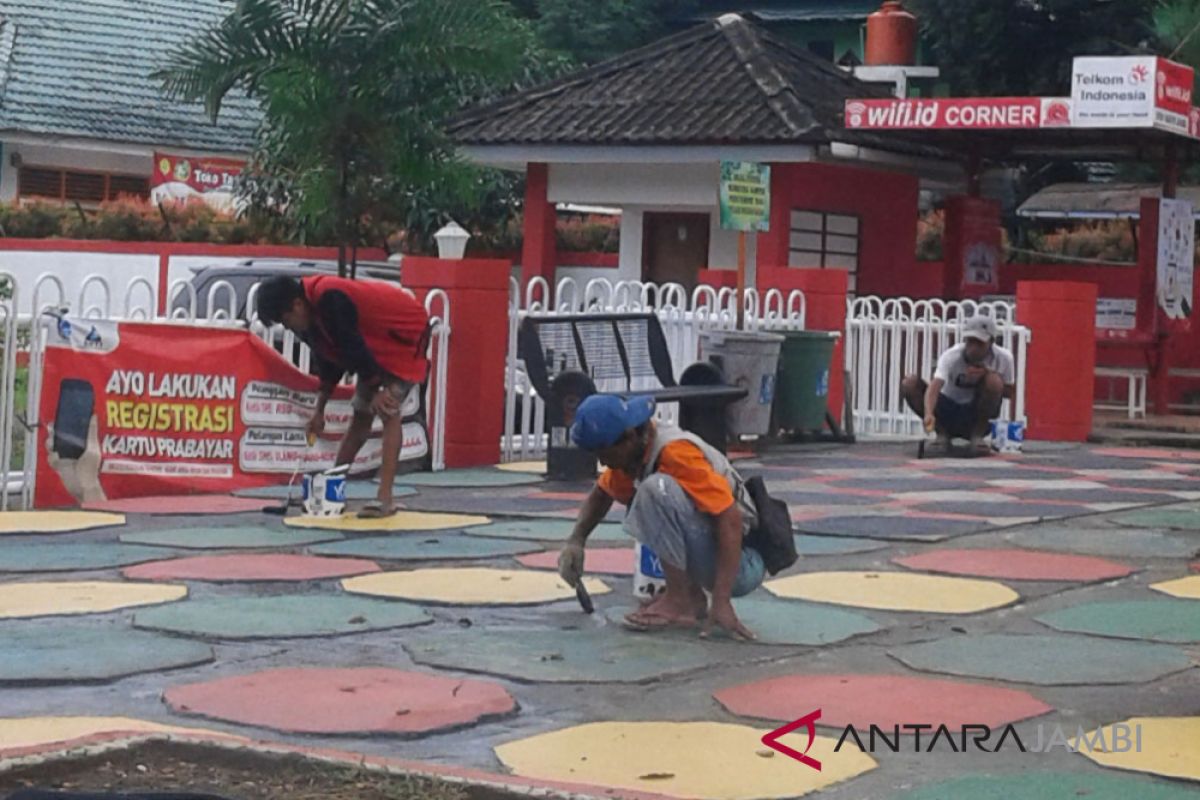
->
[624,473,765,597]
[351,378,413,417]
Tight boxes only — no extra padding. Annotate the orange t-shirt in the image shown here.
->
[597,439,735,516]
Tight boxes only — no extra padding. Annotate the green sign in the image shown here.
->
[719,161,771,232]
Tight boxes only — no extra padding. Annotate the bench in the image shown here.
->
[1095,367,1147,419]
[518,312,747,479]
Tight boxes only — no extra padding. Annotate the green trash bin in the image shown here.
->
[775,331,839,432]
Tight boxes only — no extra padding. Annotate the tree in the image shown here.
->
[507,0,696,65]
[156,0,539,274]
[912,0,1156,96]
[1154,0,1200,70]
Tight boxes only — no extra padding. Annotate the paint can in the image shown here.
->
[633,542,666,599]
[990,419,1025,453]
[302,465,349,516]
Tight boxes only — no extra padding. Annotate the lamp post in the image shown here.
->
[434,220,470,260]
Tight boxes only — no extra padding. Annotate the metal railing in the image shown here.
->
[502,277,808,462]
[4,272,451,507]
[845,295,1031,439]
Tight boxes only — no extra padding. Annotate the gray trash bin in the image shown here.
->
[699,330,784,437]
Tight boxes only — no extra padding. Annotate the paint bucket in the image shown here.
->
[302,465,349,516]
[990,419,1025,453]
[633,542,666,600]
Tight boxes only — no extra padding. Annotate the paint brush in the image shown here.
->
[262,432,316,516]
[575,581,595,614]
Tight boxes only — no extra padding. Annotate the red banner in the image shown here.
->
[844,97,1071,130]
[151,152,244,209]
[1155,57,1194,117]
[35,318,427,508]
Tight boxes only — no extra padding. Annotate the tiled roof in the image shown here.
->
[0,0,260,152]
[449,14,940,156]
[691,1,879,23]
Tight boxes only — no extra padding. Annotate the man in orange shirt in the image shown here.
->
[558,394,764,640]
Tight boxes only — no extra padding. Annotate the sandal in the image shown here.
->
[357,500,397,519]
[621,609,697,632]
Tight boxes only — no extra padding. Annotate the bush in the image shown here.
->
[0,202,69,238]
[916,209,943,261]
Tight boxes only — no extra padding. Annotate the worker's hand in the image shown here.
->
[965,365,988,381]
[703,599,756,642]
[923,413,935,434]
[370,386,402,419]
[305,412,326,441]
[558,541,585,588]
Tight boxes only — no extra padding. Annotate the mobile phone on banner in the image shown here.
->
[53,378,94,459]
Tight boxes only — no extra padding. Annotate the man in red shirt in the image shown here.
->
[257,275,430,517]
[558,394,764,640]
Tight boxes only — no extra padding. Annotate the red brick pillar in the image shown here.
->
[758,268,848,426]
[403,257,511,467]
[1017,280,1098,441]
[521,163,557,288]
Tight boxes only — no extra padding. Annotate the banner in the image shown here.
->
[1156,197,1195,320]
[719,161,771,232]
[150,152,245,211]
[35,319,427,508]
[843,97,1071,130]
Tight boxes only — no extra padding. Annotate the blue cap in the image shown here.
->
[570,395,656,451]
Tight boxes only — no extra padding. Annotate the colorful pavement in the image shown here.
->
[1,441,1199,799]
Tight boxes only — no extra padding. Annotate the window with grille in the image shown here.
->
[787,209,861,293]
[17,166,150,204]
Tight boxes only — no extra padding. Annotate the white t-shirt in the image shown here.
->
[934,342,1015,404]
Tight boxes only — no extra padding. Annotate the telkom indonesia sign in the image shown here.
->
[1071,56,1194,134]
[844,56,1197,137]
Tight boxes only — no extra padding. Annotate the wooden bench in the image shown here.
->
[1095,366,1148,419]
[518,312,747,478]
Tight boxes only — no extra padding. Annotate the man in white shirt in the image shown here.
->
[900,313,1016,451]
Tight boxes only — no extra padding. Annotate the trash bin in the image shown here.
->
[774,330,839,432]
[699,330,784,437]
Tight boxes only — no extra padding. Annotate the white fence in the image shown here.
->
[502,277,808,462]
[845,296,1030,439]
[1,271,450,509]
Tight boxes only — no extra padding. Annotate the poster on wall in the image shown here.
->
[719,161,771,232]
[35,318,426,508]
[1156,197,1195,319]
[1096,297,1138,330]
[957,198,1001,293]
[150,152,245,212]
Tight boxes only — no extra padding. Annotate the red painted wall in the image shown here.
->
[758,162,919,298]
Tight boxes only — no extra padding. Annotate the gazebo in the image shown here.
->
[449,13,961,297]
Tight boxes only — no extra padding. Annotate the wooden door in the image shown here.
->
[642,212,710,290]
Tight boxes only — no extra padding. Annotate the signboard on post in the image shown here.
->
[719,161,770,329]
[35,319,427,508]
[150,152,245,211]
[1156,197,1195,319]
[719,161,771,232]
[1070,56,1195,134]
[844,97,1071,130]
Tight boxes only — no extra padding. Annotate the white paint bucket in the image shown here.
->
[302,465,349,516]
[633,542,666,600]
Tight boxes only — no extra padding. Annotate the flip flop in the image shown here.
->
[621,609,697,632]
[357,500,397,519]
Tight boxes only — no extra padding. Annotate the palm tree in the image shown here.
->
[157,0,537,274]
[1155,0,1200,69]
